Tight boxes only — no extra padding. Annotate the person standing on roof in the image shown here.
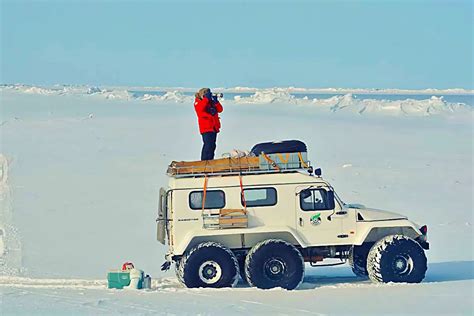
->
[194,88,223,160]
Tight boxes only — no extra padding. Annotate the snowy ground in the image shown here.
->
[1,263,473,315]
[0,87,473,315]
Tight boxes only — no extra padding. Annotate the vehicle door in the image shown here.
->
[295,186,346,245]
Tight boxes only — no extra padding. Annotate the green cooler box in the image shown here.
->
[107,271,131,289]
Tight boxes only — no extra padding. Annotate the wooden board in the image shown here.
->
[219,209,247,217]
[202,208,249,229]
[219,218,248,225]
[168,157,260,175]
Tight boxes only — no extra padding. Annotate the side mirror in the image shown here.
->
[326,190,335,209]
[314,168,322,177]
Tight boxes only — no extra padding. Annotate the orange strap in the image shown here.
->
[239,173,247,211]
[297,152,309,168]
[277,153,290,163]
[262,152,280,171]
[202,175,208,211]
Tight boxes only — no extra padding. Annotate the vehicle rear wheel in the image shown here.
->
[367,235,427,283]
[245,239,304,290]
[178,242,239,288]
[175,260,184,285]
[348,243,372,278]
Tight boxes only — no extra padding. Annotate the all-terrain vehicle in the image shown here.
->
[157,140,429,290]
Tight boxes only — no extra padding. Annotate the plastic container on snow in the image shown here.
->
[107,271,131,289]
[143,275,152,289]
[127,268,144,289]
[107,262,145,289]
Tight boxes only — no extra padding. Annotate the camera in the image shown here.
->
[210,93,223,104]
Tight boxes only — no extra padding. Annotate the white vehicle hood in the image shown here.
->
[346,205,407,221]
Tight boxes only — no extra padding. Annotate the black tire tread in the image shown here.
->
[245,239,304,290]
[367,235,427,283]
[348,244,371,278]
[175,260,184,285]
[178,241,239,288]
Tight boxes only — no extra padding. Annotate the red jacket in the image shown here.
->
[194,97,223,134]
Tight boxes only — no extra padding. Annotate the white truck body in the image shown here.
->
[158,170,424,260]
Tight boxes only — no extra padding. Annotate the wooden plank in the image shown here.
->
[219,224,247,229]
[168,157,260,175]
[220,209,247,217]
[219,218,248,224]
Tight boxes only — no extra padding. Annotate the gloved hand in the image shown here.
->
[203,91,212,100]
[207,105,217,115]
[211,95,218,103]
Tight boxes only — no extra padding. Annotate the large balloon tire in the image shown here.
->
[367,235,427,283]
[245,239,304,290]
[178,242,239,288]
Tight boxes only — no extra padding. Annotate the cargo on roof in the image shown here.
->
[167,140,311,177]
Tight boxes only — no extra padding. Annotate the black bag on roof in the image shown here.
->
[251,140,307,155]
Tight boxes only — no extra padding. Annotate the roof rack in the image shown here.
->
[170,168,310,179]
[167,155,312,178]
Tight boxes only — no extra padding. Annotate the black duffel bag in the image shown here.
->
[251,140,307,155]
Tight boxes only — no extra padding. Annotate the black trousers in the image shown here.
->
[201,132,217,160]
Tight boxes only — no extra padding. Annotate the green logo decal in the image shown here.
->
[310,213,321,226]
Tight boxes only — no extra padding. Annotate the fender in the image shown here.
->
[353,218,422,246]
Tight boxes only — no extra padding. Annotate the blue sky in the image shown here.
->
[1,0,472,89]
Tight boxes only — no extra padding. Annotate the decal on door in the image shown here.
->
[310,213,322,226]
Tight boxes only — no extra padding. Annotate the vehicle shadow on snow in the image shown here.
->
[291,261,474,290]
[298,265,366,290]
[424,261,474,283]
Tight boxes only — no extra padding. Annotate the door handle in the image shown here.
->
[336,211,347,215]
[299,217,304,227]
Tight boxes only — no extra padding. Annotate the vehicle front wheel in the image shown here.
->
[245,239,304,290]
[367,235,427,283]
[178,242,239,288]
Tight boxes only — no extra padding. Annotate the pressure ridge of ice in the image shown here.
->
[1,84,472,117]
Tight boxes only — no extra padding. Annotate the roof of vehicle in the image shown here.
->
[168,169,330,190]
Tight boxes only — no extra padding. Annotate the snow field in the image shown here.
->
[1,263,473,315]
[0,90,472,314]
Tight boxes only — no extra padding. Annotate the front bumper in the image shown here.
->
[416,237,430,250]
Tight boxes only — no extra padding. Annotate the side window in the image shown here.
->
[242,188,277,207]
[300,189,333,211]
[189,190,225,210]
